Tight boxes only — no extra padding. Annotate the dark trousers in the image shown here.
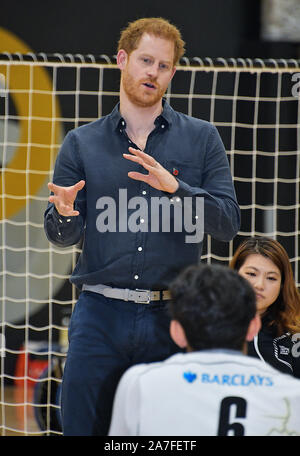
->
[61,290,181,436]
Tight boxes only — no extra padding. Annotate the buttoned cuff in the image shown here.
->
[52,205,76,226]
[163,179,192,203]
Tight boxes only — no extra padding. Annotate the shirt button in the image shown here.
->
[138,247,143,251]
[142,190,147,195]
[134,275,139,280]
[161,124,165,128]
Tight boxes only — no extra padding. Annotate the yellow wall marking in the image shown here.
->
[0,27,61,219]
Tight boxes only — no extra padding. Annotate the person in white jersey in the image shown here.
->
[108,263,300,436]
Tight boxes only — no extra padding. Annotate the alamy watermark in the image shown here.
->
[291,73,300,97]
[95,189,204,243]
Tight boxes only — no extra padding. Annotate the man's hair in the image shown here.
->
[117,17,185,65]
[169,264,256,351]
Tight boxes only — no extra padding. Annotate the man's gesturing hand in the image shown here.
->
[48,180,85,217]
[123,147,179,193]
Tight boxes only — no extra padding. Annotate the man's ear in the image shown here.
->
[117,49,128,70]
[170,320,188,349]
[246,313,261,342]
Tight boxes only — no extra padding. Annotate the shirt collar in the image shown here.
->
[110,99,172,132]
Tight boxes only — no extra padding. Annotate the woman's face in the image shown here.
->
[238,254,282,316]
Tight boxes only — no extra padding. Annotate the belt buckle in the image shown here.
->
[135,289,151,304]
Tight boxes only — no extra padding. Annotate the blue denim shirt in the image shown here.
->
[44,101,240,290]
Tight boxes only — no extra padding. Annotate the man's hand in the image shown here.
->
[48,180,85,217]
[123,147,179,193]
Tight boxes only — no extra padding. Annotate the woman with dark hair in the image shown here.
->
[230,236,300,378]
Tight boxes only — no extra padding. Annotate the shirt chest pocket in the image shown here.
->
[165,160,202,188]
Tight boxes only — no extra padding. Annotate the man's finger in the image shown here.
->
[143,161,160,172]
[124,152,159,173]
[128,171,150,184]
[48,180,85,194]
[48,182,61,193]
[48,194,80,216]
[128,147,142,155]
[48,195,56,204]
[123,153,143,165]
[127,147,157,166]
[74,180,85,191]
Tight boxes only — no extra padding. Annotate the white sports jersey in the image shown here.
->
[108,350,300,436]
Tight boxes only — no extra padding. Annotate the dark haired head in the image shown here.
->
[169,264,256,352]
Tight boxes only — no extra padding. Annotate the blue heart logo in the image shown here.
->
[183,371,197,383]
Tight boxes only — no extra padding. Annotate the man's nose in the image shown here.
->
[146,63,159,79]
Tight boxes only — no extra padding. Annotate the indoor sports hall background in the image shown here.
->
[0,0,299,435]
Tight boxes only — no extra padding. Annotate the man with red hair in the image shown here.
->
[44,17,240,435]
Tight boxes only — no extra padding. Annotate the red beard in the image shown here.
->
[122,70,166,108]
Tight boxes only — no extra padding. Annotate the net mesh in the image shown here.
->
[0,53,299,435]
